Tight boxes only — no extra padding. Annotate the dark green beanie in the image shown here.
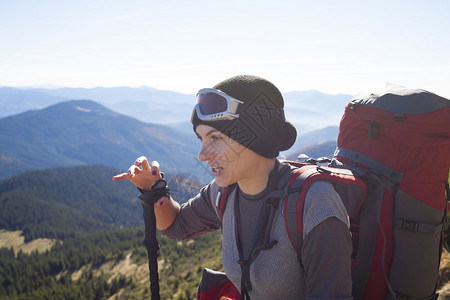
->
[191,75,297,158]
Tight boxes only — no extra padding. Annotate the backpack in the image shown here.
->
[332,85,450,299]
[197,268,241,300]
[215,85,450,300]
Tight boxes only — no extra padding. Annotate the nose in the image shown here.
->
[198,141,216,162]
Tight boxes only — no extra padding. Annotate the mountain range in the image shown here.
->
[285,125,339,156]
[0,99,206,181]
[0,86,348,181]
[0,86,352,132]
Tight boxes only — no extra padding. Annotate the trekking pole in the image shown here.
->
[139,178,170,300]
[142,203,161,300]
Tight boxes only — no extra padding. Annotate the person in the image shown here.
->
[113,75,352,299]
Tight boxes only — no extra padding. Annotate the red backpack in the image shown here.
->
[332,86,450,299]
[214,85,450,300]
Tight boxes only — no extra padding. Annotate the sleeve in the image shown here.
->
[302,217,353,299]
[301,181,353,299]
[302,181,350,238]
[161,180,222,240]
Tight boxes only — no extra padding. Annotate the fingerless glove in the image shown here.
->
[138,178,171,206]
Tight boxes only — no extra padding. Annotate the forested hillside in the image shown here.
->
[0,165,202,242]
[0,165,217,299]
[0,165,141,242]
[0,228,223,299]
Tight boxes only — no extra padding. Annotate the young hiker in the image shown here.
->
[113,75,353,299]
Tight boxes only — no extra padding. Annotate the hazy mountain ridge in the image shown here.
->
[0,86,194,125]
[0,87,349,181]
[0,99,207,181]
[282,126,339,159]
[283,90,350,132]
[286,141,337,161]
[0,87,68,118]
[0,86,352,131]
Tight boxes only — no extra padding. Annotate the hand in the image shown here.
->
[112,156,162,190]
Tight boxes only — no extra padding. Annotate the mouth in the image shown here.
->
[211,166,223,177]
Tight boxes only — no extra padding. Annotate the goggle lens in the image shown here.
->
[197,92,228,115]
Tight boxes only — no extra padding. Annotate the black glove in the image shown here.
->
[138,178,171,206]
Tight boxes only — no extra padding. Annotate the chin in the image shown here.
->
[214,177,234,188]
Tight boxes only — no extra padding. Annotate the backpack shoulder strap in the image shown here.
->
[282,165,320,254]
[283,164,367,254]
[216,183,237,221]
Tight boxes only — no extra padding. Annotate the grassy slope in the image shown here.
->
[0,230,56,255]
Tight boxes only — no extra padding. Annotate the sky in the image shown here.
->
[1,0,449,98]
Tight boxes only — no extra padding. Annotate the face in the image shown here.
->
[195,124,259,187]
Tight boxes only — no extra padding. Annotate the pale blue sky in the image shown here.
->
[1,0,449,98]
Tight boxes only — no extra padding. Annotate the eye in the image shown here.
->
[211,134,222,142]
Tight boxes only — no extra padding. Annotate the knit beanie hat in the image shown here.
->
[191,75,297,158]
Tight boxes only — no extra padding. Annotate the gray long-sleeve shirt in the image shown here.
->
[163,162,352,299]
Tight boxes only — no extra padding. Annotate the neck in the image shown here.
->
[238,158,277,195]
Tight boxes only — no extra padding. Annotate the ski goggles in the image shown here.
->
[192,88,244,121]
